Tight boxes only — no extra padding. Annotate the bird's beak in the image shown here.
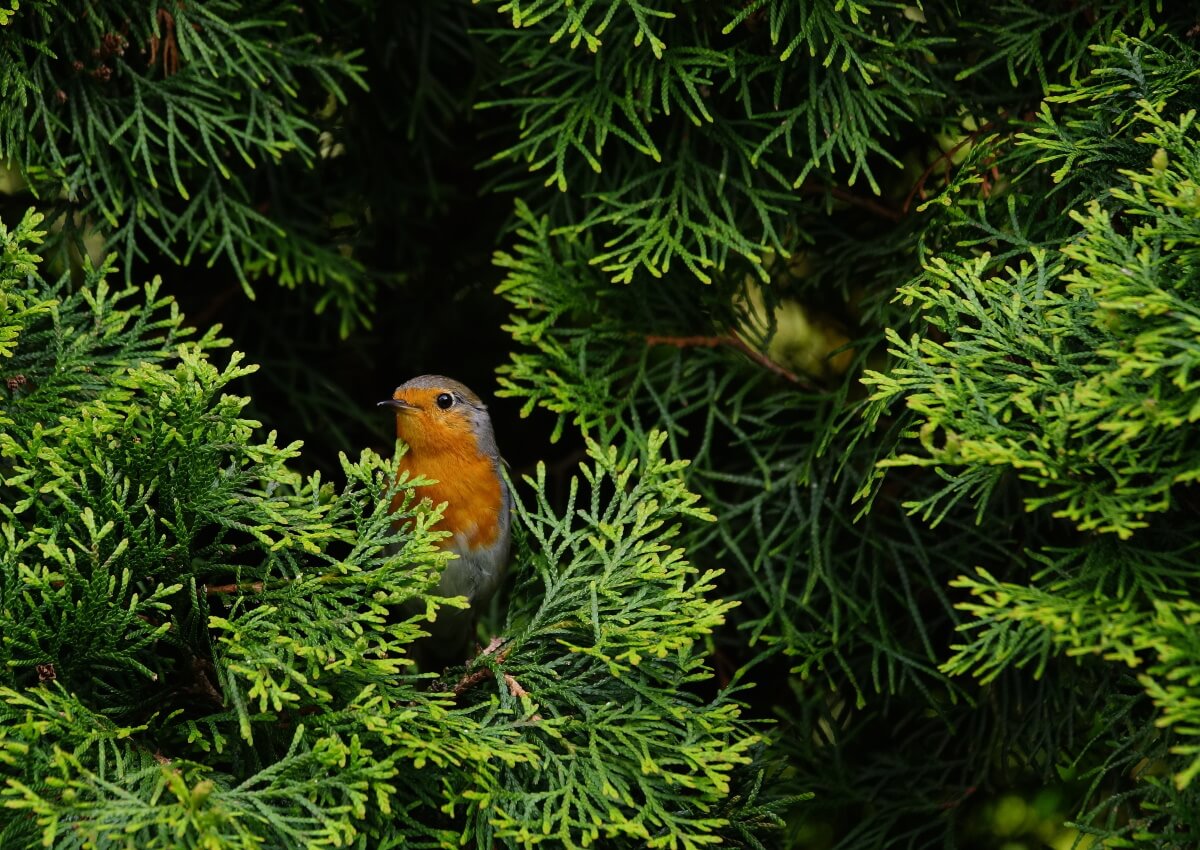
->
[378,398,418,412]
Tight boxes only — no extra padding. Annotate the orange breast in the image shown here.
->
[393,449,502,552]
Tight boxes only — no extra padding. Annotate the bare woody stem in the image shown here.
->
[453,637,513,697]
[454,650,541,719]
[645,334,817,389]
[204,570,372,597]
[203,571,367,596]
[902,120,1002,213]
[798,182,904,222]
[205,581,265,596]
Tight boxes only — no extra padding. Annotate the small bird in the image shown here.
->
[378,375,511,668]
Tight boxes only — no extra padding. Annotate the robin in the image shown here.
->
[378,375,511,667]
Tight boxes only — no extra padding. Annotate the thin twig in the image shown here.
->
[205,580,265,596]
[504,673,543,721]
[148,8,181,77]
[902,121,1000,213]
[452,637,511,697]
[451,666,492,697]
[503,674,530,698]
[798,182,903,222]
[645,334,817,389]
[937,785,977,810]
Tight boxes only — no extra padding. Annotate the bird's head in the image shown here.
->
[378,375,497,457]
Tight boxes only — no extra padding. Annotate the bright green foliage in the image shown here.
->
[478,435,768,848]
[865,159,1200,537]
[858,34,1200,839]
[477,1,1161,286]
[0,212,767,848]
[7,1,1200,847]
[490,4,1200,848]
[478,0,946,283]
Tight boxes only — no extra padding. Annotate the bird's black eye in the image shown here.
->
[435,393,454,410]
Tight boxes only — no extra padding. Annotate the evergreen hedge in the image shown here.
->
[3,2,1200,848]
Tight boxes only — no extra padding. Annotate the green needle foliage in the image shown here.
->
[860,33,1200,833]
[0,1,373,330]
[489,4,1200,848]
[0,212,770,848]
[7,1,1200,848]
[478,0,946,283]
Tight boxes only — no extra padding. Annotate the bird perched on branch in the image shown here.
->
[379,375,511,668]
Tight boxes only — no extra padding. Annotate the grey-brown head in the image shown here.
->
[377,375,498,458]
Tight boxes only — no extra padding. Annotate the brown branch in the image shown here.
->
[451,666,492,697]
[645,334,817,389]
[798,182,903,222]
[148,8,181,77]
[204,569,357,598]
[204,580,264,596]
[937,784,977,811]
[503,673,530,699]
[903,121,1000,214]
[452,637,512,697]
[504,673,543,721]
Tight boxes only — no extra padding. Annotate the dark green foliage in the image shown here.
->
[488,4,1200,848]
[478,0,947,283]
[0,1,377,328]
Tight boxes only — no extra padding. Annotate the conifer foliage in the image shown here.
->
[5,1,1200,848]
[486,2,1200,847]
[0,2,370,329]
[0,213,766,847]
